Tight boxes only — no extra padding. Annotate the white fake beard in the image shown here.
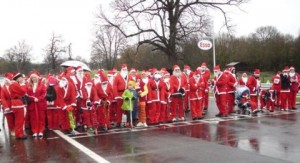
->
[289,72,295,77]
[164,78,170,83]
[76,73,84,81]
[101,84,108,91]
[242,77,248,84]
[142,78,149,84]
[94,78,100,85]
[107,76,113,85]
[173,71,181,77]
[85,86,92,97]
[59,80,67,88]
[120,71,128,79]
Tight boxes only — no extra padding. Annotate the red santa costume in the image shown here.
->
[113,64,128,126]
[46,76,59,130]
[271,71,281,107]
[280,67,291,110]
[105,70,117,123]
[147,69,163,124]
[247,69,260,112]
[189,70,205,120]
[1,73,15,134]
[183,65,193,112]
[260,86,275,112]
[9,72,27,139]
[27,71,47,137]
[226,67,238,113]
[74,66,88,126]
[288,67,299,110]
[159,71,171,123]
[56,75,77,132]
[95,73,114,130]
[213,65,230,117]
[170,65,187,121]
[200,62,211,112]
[81,78,100,130]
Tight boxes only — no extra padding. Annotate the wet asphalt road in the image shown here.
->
[1,99,300,163]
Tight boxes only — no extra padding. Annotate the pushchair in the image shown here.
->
[235,85,252,115]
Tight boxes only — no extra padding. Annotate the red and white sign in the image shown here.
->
[198,40,212,51]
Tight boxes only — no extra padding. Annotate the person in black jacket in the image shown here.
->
[280,67,291,111]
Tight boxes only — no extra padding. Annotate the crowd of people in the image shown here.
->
[1,63,299,140]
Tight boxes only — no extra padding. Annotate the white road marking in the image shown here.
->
[53,130,110,163]
[48,110,300,140]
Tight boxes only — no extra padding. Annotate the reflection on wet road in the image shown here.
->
[1,104,300,163]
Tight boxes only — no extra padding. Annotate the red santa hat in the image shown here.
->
[276,71,281,75]
[121,64,127,70]
[173,65,180,70]
[4,72,13,81]
[85,78,93,85]
[29,71,40,78]
[76,66,83,72]
[184,65,190,70]
[290,66,295,70]
[214,65,221,71]
[12,72,23,81]
[58,72,66,80]
[194,70,201,75]
[48,76,57,86]
[283,66,290,72]
[151,68,159,74]
[160,68,167,72]
[254,69,260,75]
[163,71,170,77]
[107,70,114,77]
[130,68,136,73]
[100,73,108,83]
[112,67,117,73]
[201,62,207,68]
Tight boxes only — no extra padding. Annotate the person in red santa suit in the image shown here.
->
[105,70,117,125]
[170,65,187,121]
[56,75,77,133]
[46,75,59,130]
[1,73,15,136]
[189,70,205,120]
[74,66,88,127]
[271,71,281,107]
[113,64,129,127]
[95,72,114,131]
[200,62,211,114]
[280,67,291,111]
[147,69,163,124]
[81,78,100,133]
[27,71,47,137]
[247,69,260,114]
[238,73,248,86]
[212,65,230,117]
[288,66,299,110]
[9,72,28,139]
[183,65,193,113]
[159,71,171,123]
[226,67,238,114]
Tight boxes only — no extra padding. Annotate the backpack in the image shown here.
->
[46,85,57,102]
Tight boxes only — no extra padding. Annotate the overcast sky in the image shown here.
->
[0,0,299,63]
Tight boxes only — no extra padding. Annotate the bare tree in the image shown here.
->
[44,33,66,73]
[67,43,73,60]
[4,40,32,72]
[91,25,126,70]
[100,0,246,66]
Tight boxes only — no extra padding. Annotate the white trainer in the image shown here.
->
[136,122,144,127]
[38,133,43,137]
[32,133,38,137]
